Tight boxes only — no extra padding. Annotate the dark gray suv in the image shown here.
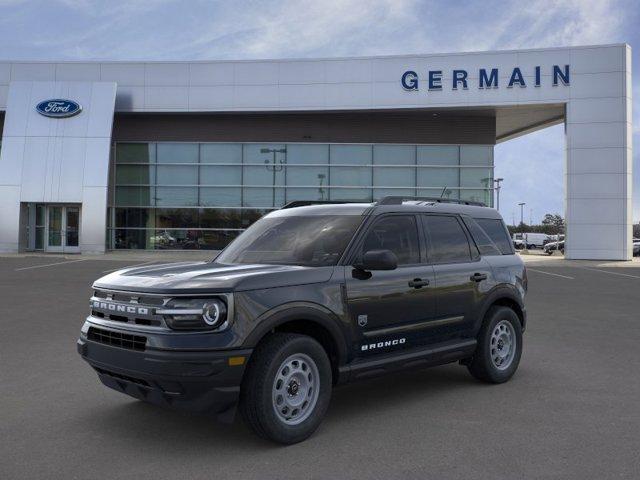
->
[78,196,527,444]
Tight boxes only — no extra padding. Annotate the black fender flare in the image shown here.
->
[474,286,526,334]
[243,302,350,366]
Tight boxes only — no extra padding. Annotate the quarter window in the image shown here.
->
[361,216,420,265]
[424,215,472,263]
[475,218,513,254]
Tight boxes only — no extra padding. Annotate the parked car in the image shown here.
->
[78,196,527,444]
[544,240,565,255]
[633,238,640,257]
[513,232,551,249]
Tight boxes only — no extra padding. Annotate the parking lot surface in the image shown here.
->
[2,254,640,479]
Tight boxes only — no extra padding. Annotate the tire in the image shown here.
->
[467,306,523,383]
[240,333,332,444]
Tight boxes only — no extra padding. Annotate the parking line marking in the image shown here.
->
[101,260,157,273]
[14,258,87,271]
[527,268,574,280]
[578,267,640,279]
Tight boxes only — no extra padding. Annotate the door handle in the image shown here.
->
[408,278,430,288]
[470,272,487,282]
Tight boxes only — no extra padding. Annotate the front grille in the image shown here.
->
[90,289,167,328]
[88,326,146,351]
[94,367,150,386]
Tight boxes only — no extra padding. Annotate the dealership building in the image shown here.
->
[0,44,633,259]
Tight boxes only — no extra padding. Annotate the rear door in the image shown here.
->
[421,214,492,341]
[344,214,436,356]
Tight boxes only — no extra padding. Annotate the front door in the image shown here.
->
[345,214,437,357]
[46,205,80,253]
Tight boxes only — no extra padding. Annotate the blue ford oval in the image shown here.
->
[36,99,82,118]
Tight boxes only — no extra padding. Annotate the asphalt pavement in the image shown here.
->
[1,254,639,479]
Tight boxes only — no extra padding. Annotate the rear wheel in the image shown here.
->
[240,333,332,444]
[467,306,522,383]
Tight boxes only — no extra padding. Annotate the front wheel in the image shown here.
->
[240,333,332,444]
[467,306,523,383]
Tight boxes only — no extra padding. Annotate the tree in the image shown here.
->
[541,213,564,229]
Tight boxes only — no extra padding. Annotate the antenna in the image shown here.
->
[440,186,448,198]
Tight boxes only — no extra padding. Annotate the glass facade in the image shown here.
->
[109,142,494,250]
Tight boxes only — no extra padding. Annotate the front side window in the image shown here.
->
[423,215,472,263]
[216,215,363,266]
[361,215,420,265]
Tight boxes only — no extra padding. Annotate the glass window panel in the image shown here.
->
[35,227,44,250]
[200,143,242,164]
[287,144,329,165]
[36,205,45,226]
[156,165,198,185]
[417,146,459,165]
[373,145,415,165]
[475,218,513,254]
[285,187,327,202]
[241,209,271,227]
[330,145,371,165]
[114,208,154,228]
[157,143,199,164]
[112,229,151,249]
[243,144,286,186]
[200,187,242,207]
[417,168,459,188]
[329,166,371,187]
[460,167,493,188]
[200,165,241,185]
[115,186,155,206]
[417,188,459,200]
[460,189,492,206]
[287,166,329,188]
[373,188,415,201]
[329,188,371,202]
[155,187,198,206]
[116,143,155,164]
[155,208,199,229]
[373,167,414,187]
[460,145,493,165]
[361,215,420,265]
[424,216,471,263]
[243,187,285,208]
[116,165,154,185]
[199,209,244,229]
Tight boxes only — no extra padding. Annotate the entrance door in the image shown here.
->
[45,205,81,253]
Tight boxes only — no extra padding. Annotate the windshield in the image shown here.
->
[215,215,363,266]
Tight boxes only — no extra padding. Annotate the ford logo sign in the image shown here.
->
[36,99,82,118]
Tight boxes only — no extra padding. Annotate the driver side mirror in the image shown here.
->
[354,249,398,271]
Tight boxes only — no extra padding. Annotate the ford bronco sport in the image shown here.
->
[78,196,527,444]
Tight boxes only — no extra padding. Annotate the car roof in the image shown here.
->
[267,201,505,220]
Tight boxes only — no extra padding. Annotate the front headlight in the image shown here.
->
[158,298,228,331]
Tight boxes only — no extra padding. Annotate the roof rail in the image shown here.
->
[281,200,366,209]
[376,196,487,207]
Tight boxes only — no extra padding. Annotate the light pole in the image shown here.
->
[494,178,504,211]
[518,202,526,225]
[262,147,287,207]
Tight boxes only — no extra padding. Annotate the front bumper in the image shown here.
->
[77,328,252,423]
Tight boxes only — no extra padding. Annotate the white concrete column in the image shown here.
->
[564,45,632,260]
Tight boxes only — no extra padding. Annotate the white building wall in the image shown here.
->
[0,44,633,259]
[0,81,116,253]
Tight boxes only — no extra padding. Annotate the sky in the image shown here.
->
[0,0,638,224]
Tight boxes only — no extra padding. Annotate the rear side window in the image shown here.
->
[423,215,471,263]
[475,218,513,254]
[463,217,502,256]
[361,215,420,265]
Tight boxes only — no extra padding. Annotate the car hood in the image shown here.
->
[93,261,335,294]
